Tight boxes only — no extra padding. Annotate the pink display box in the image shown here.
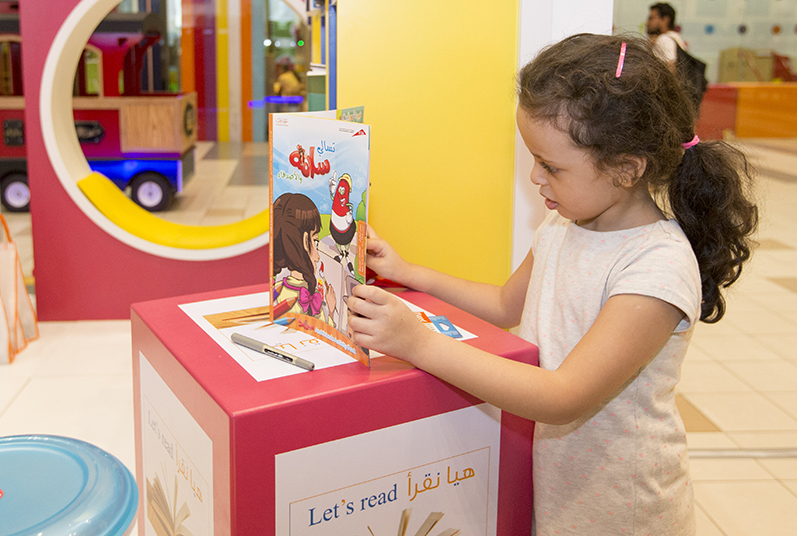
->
[132,285,538,535]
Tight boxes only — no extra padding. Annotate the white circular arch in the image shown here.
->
[40,0,269,261]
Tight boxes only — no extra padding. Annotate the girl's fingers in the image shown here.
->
[366,238,387,257]
[346,294,366,318]
[351,283,391,305]
[346,310,368,332]
[347,293,378,322]
[348,288,398,329]
[365,227,387,256]
[350,284,368,301]
[350,329,375,349]
[346,304,381,345]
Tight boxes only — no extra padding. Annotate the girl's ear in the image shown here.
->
[619,156,648,187]
[302,231,309,253]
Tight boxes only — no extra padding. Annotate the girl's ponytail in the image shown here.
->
[667,140,758,323]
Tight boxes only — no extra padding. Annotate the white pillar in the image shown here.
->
[512,0,614,270]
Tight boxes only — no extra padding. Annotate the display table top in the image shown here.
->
[131,284,538,417]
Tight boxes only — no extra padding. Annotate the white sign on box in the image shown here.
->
[275,404,501,535]
[139,352,214,536]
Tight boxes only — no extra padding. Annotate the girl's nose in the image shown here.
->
[530,162,547,186]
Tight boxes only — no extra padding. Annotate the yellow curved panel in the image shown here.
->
[77,172,269,249]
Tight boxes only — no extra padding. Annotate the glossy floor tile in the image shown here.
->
[692,481,797,536]
[2,139,797,534]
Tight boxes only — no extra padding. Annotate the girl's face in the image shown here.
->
[305,229,320,264]
[516,107,639,232]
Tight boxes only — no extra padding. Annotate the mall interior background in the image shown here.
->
[1,1,797,534]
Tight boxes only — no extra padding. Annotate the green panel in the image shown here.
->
[308,93,326,112]
[307,74,326,94]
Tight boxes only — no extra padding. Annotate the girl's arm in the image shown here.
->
[347,288,684,425]
[366,227,533,329]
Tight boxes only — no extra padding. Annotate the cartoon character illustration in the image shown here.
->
[328,172,356,274]
[294,144,305,166]
[272,192,336,326]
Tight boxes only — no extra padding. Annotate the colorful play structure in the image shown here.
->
[0,12,197,213]
[19,0,327,320]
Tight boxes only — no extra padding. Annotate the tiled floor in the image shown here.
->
[2,139,797,534]
[156,141,270,226]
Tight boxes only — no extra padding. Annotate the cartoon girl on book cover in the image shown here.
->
[272,192,337,326]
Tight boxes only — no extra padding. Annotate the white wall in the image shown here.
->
[512,0,614,270]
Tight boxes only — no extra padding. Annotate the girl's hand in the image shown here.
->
[347,285,432,362]
[366,226,412,285]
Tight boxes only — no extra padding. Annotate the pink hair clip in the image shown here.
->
[682,135,700,149]
[615,42,627,78]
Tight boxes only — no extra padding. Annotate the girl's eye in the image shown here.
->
[540,162,559,174]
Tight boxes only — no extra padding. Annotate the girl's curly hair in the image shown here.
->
[518,33,758,323]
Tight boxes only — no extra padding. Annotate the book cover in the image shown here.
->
[269,113,371,366]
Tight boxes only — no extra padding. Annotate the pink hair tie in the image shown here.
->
[615,42,627,78]
[682,135,700,149]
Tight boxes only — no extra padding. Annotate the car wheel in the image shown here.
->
[130,172,173,212]
[1,173,30,212]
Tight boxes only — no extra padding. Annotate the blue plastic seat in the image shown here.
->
[0,435,138,536]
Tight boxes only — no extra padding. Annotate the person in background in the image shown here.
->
[273,61,304,97]
[647,2,686,72]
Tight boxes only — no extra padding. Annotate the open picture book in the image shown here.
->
[269,112,371,366]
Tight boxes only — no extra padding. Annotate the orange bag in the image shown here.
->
[0,214,38,364]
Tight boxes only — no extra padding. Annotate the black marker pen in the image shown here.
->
[231,333,315,371]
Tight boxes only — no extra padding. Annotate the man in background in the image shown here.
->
[647,3,687,72]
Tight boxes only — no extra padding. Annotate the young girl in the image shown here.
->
[347,34,757,535]
[272,192,337,325]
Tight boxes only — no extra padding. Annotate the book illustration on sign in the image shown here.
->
[202,306,271,330]
[415,312,463,339]
[146,472,193,536]
[368,509,459,536]
[269,112,371,366]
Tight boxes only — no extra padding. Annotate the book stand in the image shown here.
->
[132,284,537,535]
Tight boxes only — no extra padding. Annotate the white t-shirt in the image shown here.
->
[653,30,687,65]
[518,211,701,535]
